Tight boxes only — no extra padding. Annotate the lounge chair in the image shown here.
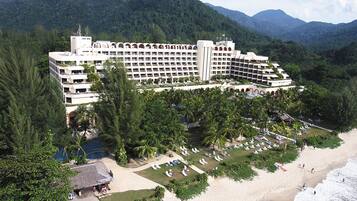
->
[256,144,261,148]
[250,145,255,149]
[199,159,205,165]
[254,151,258,154]
[214,156,220,161]
[258,148,263,152]
[165,171,172,177]
[245,147,250,151]
[202,158,208,164]
[263,147,267,151]
[217,155,223,160]
[182,170,188,177]
[152,165,157,170]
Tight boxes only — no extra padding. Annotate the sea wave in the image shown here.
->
[294,158,357,201]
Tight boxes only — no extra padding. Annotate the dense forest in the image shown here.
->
[0,0,269,51]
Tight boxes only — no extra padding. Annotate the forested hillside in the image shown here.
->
[281,20,357,50]
[0,0,270,50]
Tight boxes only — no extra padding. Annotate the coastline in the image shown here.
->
[191,129,357,201]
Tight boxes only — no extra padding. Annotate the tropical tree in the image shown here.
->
[94,60,143,165]
[72,105,95,135]
[0,47,67,155]
[134,139,158,159]
[0,131,73,201]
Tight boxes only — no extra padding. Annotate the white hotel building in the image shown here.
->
[49,36,292,119]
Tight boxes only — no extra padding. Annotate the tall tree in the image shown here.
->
[0,47,67,155]
[94,60,143,165]
[0,131,73,201]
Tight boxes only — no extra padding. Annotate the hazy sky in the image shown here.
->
[203,0,357,24]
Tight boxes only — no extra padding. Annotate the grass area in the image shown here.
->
[100,189,156,201]
[183,149,219,172]
[304,128,331,136]
[298,128,342,149]
[249,145,299,172]
[136,161,198,186]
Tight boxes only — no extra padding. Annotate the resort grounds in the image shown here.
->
[92,128,357,201]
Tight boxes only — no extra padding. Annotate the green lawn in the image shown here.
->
[135,162,198,186]
[298,128,341,149]
[100,189,155,201]
[304,127,331,137]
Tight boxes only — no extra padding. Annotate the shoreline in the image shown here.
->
[191,129,357,201]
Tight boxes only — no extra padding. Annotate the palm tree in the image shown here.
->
[74,105,94,136]
[203,123,227,150]
[134,140,158,159]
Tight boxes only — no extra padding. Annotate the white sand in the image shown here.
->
[191,129,357,201]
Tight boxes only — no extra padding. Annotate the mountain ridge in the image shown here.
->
[208,3,357,50]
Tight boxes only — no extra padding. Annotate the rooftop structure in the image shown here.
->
[70,161,113,192]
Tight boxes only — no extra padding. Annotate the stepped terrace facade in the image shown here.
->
[49,36,292,119]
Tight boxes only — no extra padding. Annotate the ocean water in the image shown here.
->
[294,158,357,201]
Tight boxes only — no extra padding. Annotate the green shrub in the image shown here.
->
[304,134,341,149]
[220,162,257,181]
[154,186,165,200]
[165,174,209,200]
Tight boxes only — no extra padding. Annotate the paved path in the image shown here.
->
[298,119,334,132]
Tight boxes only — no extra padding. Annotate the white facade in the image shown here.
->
[49,36,293,116]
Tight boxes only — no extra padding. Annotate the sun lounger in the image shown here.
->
[199,159,205,165]
[152,165,157,170]
[194,148,199,153]
[182,170,188,177]
[263,147,267,151]
[258,148,263,152]
[254,151,258,154]
[184,165,188,170]
[165,171,172,177]
[214,156,220,161]
[181,151,187,156]
[245,147,250,151]
[250,145,255,149]
[256,144,261,147]
[217,156,223,160]
[244,142,249,146]
[268,145,272,149]
[260,142,265,146]
[202,158,208,164]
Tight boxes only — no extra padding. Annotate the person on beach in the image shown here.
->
[302,183,306,190]
[342,178,345,182]
[311,168,315,173]
[313,190,316,195]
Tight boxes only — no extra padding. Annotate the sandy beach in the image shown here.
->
[191,129,357,201]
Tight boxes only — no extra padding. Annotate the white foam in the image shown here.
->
[294,158,357,201]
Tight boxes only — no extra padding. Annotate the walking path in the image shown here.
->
[298,119,334,132]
